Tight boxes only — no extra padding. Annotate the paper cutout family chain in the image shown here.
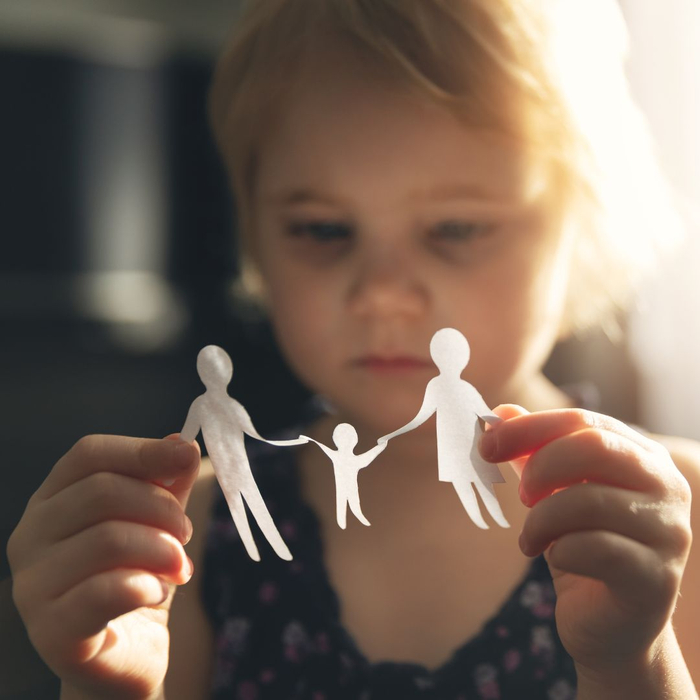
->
[180,328,508,561]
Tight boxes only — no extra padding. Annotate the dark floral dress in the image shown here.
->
[201,433,577,699]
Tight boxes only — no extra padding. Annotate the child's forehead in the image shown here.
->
[259,99,549,210]
[234,33,552,214]
[252,38,550,206]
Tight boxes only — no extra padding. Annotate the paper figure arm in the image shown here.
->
[470,392,503,427]
[358,441,387,468]
[378,383,437,444]
[299,436,335,457]
[233,402,308,446]
[266,436,310,447]
[231,401,264,440]
[180,397,203,443]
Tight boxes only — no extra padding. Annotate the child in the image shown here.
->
[5,1,700,698]
[302,422,385,530]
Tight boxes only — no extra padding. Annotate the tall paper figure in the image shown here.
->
[180,345,307,561]
[302,423,386,529]
[379,328,509,529]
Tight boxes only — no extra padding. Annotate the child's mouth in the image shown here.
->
[353,355,434,373]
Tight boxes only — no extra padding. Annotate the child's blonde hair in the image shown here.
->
[209,0,682,337]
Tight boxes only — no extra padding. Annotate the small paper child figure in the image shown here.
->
[379,328,509,530]
[181,345,307,561]
[301,423,386,529]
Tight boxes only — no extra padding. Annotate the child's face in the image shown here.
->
[250,49,574,432]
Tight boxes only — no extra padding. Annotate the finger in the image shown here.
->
[26,522,192,602]
[35,569,170,659]
[30,472,192,549]
[36,436,200,503]
[546,530,680,611]
[520,483,682,558]
[159,434,202,501]
[153,434,202,510]
[520,429,668,506]
[481,404,530,477]
[480,407,660,465]
[491,403,530,422]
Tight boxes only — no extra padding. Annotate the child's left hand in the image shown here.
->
[479,405,693,676]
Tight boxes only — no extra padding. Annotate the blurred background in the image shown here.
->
[0,1,698,692]
[0,0,314,589]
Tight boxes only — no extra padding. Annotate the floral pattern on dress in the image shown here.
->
[202,431,577,699]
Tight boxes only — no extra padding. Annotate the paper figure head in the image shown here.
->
[332,423,359,450]
[197,345,233,389]
[430,328,470,375]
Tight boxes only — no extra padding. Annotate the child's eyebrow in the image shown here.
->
[264,189,346,207]
[413,183,500,203]
[263,184,503,207]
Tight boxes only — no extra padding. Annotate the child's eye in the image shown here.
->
[287,220,353,242]
[429,220,494,242]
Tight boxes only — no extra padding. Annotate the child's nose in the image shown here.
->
[346,249,427,318]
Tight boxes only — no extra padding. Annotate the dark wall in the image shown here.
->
[0,47,309,585]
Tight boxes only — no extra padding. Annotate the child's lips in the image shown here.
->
[352,355,434,373]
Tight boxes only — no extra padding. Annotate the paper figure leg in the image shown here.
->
[474,480,510,529]
[241,482,293,561]
[226,490,261,562]
[335,488,348,530]
[452,480,489,530]
[347,489,370,527]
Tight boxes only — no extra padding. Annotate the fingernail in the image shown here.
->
[172,441,196,470]
[185,555,194,579]
[158,578,170,603]
[518,480,530,506]
[518,531,531,557]
[479,431,496,460]
[181,516,193,545]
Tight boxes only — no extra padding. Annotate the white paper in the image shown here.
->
[182,329,507,562]
[301,423,386,529]
[181,345,307,561]
[379,328,509,529]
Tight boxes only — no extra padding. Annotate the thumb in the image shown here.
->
[484,404,531,479]
[161,434,201,509]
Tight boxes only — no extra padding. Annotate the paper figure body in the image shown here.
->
[302,423,386,529]
[181,345,307,561]
[379,328,509,529]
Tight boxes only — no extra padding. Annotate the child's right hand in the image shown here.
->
[6,435,200,700]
